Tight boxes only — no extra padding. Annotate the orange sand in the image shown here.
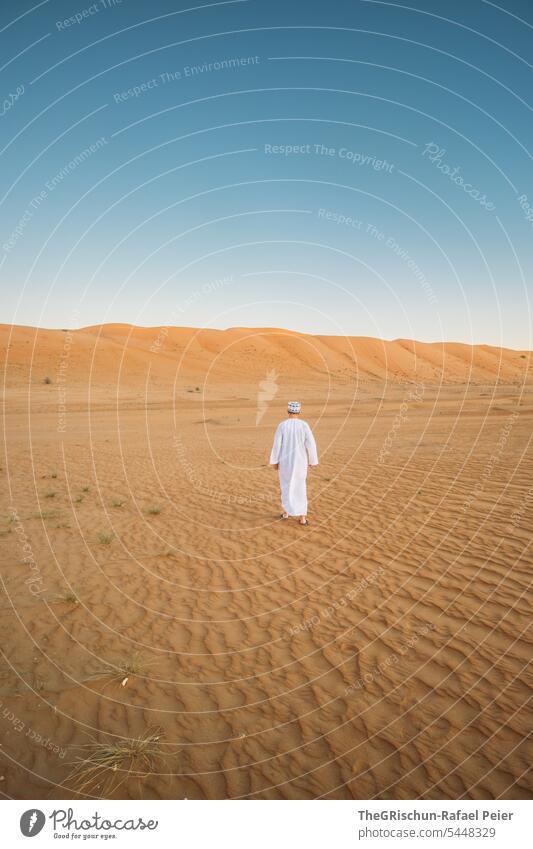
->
[0,323,531,799]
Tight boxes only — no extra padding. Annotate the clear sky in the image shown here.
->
[1,0,532,348]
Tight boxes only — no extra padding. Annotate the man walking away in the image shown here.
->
[269,401,318,526]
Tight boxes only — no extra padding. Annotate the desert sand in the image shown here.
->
[0,322,532,799]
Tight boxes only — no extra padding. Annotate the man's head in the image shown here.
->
[287,401,301,417]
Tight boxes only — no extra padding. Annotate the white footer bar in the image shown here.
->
[3,799,532,848]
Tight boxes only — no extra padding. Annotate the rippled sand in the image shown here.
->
[1,324,532,799]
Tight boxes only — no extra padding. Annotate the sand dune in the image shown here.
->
[1,324,531,396]
[0,324,531,799]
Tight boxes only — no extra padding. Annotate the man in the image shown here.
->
[269,401,318,525]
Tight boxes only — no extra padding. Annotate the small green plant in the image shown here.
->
[59,591,79,605]
[43,376,53,384]
[35,510,60,520]
[111,499,125,508]
[72,494,83,503]
[97,531,114,545]
[51,472,58,479]
[44,491,56,499]
[82,485,90,493]
[145,505,161,515]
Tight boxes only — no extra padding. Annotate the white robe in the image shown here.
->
[269,418,319,516]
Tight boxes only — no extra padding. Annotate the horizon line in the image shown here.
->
[1,322,531,353]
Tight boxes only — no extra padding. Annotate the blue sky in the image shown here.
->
[1,0,532,347]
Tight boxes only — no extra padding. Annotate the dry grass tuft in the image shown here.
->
[87,654,157,688]
[35,510,60,520]
[66,727,168,797]
[97,531,114,545]
[144,505,162,515]
[58,591,79,605]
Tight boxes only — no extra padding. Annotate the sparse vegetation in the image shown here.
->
[44,491,56,499]
[88,655,156,684]
[43,376,53,384]
[67,727,167,798]
[97,531,114,545]
[58,591,79,605]
[144,505,162,515]
[34,510,60,520]
[111,499,125,508]
[82,485,90,493]
[72,494,83,503]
